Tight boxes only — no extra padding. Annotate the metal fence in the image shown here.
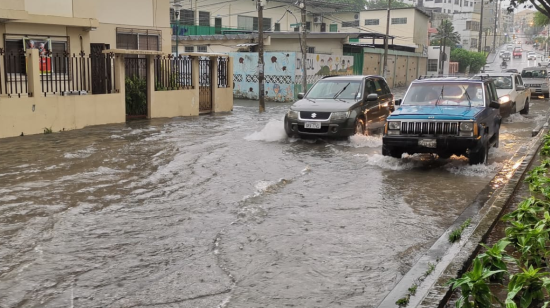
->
[1,49,29,97]
[154,55,193,91]
[40,52,117,96]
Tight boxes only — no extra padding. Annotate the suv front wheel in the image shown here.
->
[468,141,489,165]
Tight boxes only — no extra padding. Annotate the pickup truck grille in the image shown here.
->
[401,121,459,135]
[526,84,542,87]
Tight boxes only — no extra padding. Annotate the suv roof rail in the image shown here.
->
[417,75,466,80]
[470,74,494,81]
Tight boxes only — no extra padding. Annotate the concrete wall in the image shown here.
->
[0,0,26,11]
[150,89,199,117]
[362,48,427,88]
[24,0,73,17]
[0,94,124,138]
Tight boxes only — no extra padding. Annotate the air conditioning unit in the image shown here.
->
[354,13,359,20]
[313,16,323,23]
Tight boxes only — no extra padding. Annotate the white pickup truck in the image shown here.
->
[477,73,531,117]
[539,57,550,67]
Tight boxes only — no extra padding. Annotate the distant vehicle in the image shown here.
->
[539,57,550,67]
[502,51,511,61]
[474,73,530,117]
[527,52,537,60]
[513,47,522,58]
[506,44,514,51]
[521,67,550,98]
[284,75,394,138]
[499,50,506,58]
[503,69,519,74]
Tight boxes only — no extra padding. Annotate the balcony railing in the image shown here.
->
[171,24,250,36]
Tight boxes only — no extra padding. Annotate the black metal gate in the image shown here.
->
[124,57,148,119]
[90,43,113,94]
[199,57,212,113]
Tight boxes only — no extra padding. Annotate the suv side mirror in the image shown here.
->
[489,100,501,109]
[366,93,378,101]
[516,85,525,91]
[394,99,402,106]
[297,93,304,99]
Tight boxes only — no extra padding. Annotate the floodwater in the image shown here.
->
[0,96,548,308]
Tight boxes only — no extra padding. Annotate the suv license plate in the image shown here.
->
[418,139,437,148]
[304,122,321,129]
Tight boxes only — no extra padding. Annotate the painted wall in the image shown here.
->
[24,0,73,17]
[230,52,296,102]
[295,53,354,85]
[0,94,125,138]
[0,0,25,11]
[150,89,199,117]
[94,0,169,27]
[266,37,345,55]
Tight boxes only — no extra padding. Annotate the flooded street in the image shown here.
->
[1,92,549,307]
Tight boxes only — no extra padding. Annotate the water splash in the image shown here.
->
[63,146,96,159]
[343,134,383,148]
[244,119,287,142]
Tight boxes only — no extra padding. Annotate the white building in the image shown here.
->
[427,46,451,74]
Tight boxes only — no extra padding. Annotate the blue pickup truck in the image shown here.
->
[382,76,502,165]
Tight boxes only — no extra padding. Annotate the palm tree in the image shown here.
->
[433,20,461,73]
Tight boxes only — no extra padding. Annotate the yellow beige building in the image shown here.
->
[0,0,233,139]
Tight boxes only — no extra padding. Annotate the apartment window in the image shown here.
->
[470,2,473,6]
[199,11,210,27]
[180,9,194,25]
[435,0,442,3]
[307,46,315,53]
[471,38,478,49]
[391,18,407,25]
[342,20,359,28]
[170,8,175,22]
[294,26,300,32]
[466,21,480,31]
[463,39,468,45]
[320,23,326,32]
[197,45,207,52]
[365,19,380,25]
[465,0,469,4]
[428,59,438,71]
[185,46,194,52]
[306,21,311,30]
[237,15,271,31]
[172,45,177,53]
[274,23,280,31]
[116,28,161,51]
[454,0,459,4]
[214,17,222,34]
[330,24,338,32]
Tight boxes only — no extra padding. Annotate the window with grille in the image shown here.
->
[307,46,315,53]
[471,38,478,48]
[172,45,177,53]
[365,19,379,25]
[197,45,207,52]
[215,17,222,34]
[178,9,194,25]
[116,28,161,51]
[306,21,311,30]
[237,15,271,31]
[391,18,407,24]
[185,46,194,52]
[342,20,359,28]
[330,24,338,32]
[428,59,438,71]
[274,23,280,31]
[199,11,210,26]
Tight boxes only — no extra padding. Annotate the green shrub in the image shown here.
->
[125,76,147,116]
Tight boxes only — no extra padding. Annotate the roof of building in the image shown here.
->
[362,7,431,18]
[175,31,394,42]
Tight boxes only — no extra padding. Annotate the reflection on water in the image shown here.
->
[0,98,546,307]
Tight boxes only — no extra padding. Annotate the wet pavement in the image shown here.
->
[1,75,549,307]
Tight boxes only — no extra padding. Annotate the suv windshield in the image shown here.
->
[493,76,513,89]
[402,82,485,107]
[306,80,362,100]
[521,69,548,79]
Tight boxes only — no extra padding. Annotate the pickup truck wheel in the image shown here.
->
[469,141,489,165]
[520,99,530,115]
[382,146,402,158]
[545,93,550,99]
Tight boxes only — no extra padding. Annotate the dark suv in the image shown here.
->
[382,76,502,165]
[284,75,394,138]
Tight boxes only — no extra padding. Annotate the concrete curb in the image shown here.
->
[376,118,550,308]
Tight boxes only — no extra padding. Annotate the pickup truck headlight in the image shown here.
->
[388,121,401,130]
[287,110,299,120]
[499,95,511,104]
[330,111,350,121]
[460,122,474,132]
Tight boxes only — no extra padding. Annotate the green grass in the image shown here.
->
[43,127,53,134]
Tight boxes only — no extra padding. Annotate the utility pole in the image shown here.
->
[492,0,497,53]
[478,0,484,52]
[383,0,391,78]
[440,20,448,74]
[258,0,265,113]
[300,0,307,93]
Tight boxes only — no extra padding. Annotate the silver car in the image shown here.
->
[521,67,550,98]
[527,52,537,60]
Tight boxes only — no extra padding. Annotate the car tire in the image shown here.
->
[382,145,402,158]
[520,99,530,115]
[493,129,500,148]
[469,141,489,165]
[354,118,365,135]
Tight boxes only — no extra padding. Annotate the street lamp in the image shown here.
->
[173,2,183,56]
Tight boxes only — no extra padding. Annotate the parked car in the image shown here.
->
[521,66,550,98]
[513,47,522,58]
[527,52,537,60]
[284,75,394,138]
[382,76,502,165]
[474,73,531,117]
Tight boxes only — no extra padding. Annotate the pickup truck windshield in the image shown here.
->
[493,76,513,89]
[306,80,362,100]
[402,83,484,107]
[521,69,548,79]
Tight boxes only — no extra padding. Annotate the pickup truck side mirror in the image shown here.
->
[489,100,501,109]
[516,85,525,91]
[366,93,378,101]
[394,99,402,106]
[297,93,304,99]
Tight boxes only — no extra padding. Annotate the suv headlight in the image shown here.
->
[460,122,474,132]
[330,111,350,121]
[388,121,401,130]
[287,110,299,120]
[499,95,510,104]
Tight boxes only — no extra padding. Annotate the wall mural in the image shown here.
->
[230,52,354,102]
